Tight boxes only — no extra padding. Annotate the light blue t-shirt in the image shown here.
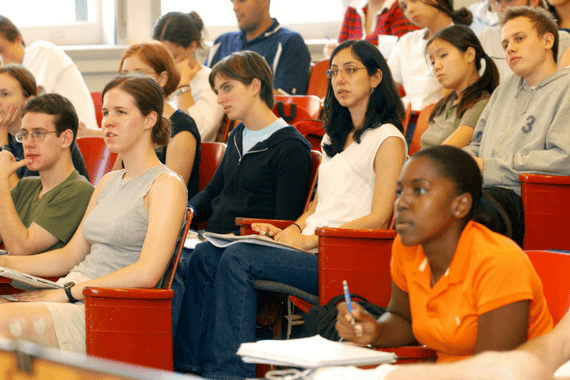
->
[242,117,290,153]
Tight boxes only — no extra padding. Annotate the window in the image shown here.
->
[5,0,104,46]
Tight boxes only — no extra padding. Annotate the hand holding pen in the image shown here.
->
[336,283,382,346]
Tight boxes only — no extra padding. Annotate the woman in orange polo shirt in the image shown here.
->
[336,145,552,362]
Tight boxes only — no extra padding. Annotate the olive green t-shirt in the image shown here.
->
[7,170,94,252]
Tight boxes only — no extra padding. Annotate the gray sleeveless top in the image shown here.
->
[72,165,172,280]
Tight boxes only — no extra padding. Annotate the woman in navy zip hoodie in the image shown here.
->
[171,50,312,357]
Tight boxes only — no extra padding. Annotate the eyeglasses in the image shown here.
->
[325,67,367,79]
[15,129,58,143]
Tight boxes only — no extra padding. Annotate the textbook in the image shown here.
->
[203,232,313,254]
[237,335,397,368]
[0,267,62,291]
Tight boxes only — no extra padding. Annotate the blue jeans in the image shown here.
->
[173,241,319,380]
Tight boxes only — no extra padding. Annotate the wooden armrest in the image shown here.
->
[519,174,570,185]
[235,218,295,235]
[83,287,173,300]
[315,227,396,239]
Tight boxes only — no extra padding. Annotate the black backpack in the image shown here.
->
[301,293,386,341]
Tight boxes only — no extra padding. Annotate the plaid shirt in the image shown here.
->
[338,1,420,44]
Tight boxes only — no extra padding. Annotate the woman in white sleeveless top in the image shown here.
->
[0,74,187,353]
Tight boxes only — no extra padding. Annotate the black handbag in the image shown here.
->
[300,293,386,341]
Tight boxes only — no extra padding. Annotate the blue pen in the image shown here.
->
[343,280,355,326]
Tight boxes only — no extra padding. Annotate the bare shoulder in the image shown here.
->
[149,171,187,199]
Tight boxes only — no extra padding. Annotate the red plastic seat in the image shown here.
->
[526,250,570,325]
[198,142,227,192]
[402,103,412,136]
[306,59,330,100]
[90,92,103,128]
[315,227,396,307]
[76,137,118,186]
[215,115,241,143]
[408,104,435,156]
[84,207,193,370]
[519,174,570,251]
[272,95,321,125]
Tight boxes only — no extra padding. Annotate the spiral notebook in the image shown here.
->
[237,335,397,368]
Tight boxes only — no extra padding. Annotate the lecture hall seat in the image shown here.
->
[306,59,330,100]
[520,174,570,251]
[76,136,118,186]
[408,104,435,156]
[83,207,193,371]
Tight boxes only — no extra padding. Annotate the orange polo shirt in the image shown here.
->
[391,221,553,362]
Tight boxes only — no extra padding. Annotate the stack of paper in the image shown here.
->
[237,335,397,368]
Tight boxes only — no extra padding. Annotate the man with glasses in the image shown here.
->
[0,94,93,255]
[479,0,570,81]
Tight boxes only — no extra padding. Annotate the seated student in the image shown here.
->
[336,146,552,365]
[170,50,312,337]
[205,0,311,95]
[469,0,500,36]
[548,0,570,32]
[153,11,224,142]
[324,0,420,58]
[0,73,187,353]
[117,41,201,200]
[0,94,93,255]
[173,40,407,380]
[421,25,499,149]
[479,0,570,80]
[0,16,98,133]
[388,0,473,111]
[0,65,90,188]
[464,6,570,246]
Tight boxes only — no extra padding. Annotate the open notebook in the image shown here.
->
[203,232,313,254]
[237,335,397,368]
[0,267,61,291]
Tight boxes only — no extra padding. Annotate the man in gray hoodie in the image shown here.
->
[464,6,570,245]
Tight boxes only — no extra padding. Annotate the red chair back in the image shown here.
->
[293,119,325,152]
[76,137,118,186]
[316,228,397,307]
[85,207,194,370]
[402,103,412,136]
[303,151,321,212]
[520,174,570,251]
[409,104,435,156]
[91,92,103,128]
[526,250,570,325]
[272,95,321,125]
[198,142,227,192]
[306,59,330,100]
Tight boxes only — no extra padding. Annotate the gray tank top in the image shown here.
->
[72,165,172,280]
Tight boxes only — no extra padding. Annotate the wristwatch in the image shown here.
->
[64,282,78,303]
[0,144,10,153]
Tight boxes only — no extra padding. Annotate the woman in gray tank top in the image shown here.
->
[0,73,187,353]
